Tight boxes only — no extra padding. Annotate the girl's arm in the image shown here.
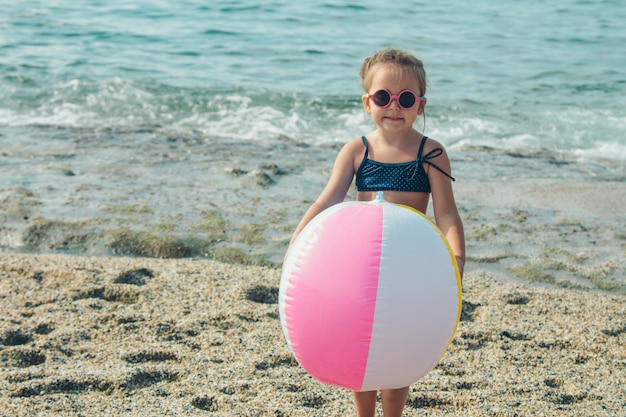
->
[427,143,466,281]
[289,139,361,245]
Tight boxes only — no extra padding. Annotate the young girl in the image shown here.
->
[289,48,465,417]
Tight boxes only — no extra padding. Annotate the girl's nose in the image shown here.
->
[388,98,400,109]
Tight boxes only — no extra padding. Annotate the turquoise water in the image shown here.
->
[2,0,625,156]
[1,0,625,266]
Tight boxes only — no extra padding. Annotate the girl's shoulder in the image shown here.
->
[340,136,368,155]
[422,136,447,152]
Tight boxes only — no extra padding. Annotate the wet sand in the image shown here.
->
[2,137,625,291]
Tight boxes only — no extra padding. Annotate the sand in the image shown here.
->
[1,168,626,416]
[0,250,624,417]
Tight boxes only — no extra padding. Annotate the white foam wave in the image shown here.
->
[1,78,624,161]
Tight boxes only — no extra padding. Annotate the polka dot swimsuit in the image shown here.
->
[355,136,454,193]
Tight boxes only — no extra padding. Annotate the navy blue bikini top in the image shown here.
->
[355,136,455,193]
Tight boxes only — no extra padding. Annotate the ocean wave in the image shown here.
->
[1,75,625,161]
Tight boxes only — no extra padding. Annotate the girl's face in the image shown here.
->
[361,64,426,135]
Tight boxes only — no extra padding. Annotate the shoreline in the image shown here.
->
[455,176,626,295]
[1,142,625,294]
[1,252,624,416]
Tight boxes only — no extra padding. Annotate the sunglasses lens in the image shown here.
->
[372,90,391,107]
[399,91,417,108]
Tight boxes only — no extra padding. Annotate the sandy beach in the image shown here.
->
[1,219,625,417]
[1,254,624,417]
[1,157,626,416]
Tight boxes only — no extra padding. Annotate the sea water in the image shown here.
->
[1,0,625,266]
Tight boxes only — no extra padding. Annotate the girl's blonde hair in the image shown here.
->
[359,48,427,96]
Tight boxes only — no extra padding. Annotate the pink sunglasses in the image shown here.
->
[368,89,425,109]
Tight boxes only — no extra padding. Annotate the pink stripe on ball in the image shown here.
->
[282,203,383,390]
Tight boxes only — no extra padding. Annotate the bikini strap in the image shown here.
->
[361,136,369,158]
[417,136,456,181]
[417,136,428,159]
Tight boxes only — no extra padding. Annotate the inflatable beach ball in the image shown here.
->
[279,194,461,391]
